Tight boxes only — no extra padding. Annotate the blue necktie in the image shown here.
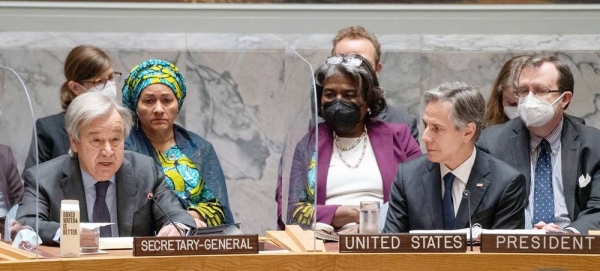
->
[533,139,554,224]
[443,173,456,230]
[94,181,112,237]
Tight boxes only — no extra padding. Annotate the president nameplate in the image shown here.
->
[133,235,259,256]
[339,234,467,253]
[481,234,600,254]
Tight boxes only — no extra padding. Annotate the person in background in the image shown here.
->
[277,54,421,232]
[483,55,529,128]
[25,45,121,169]
[384,82,526,233]
[478,54,600,234]
[0,145,23,236]
[123,59,233,228]
[17,93,195,245]
[331,26,419,144]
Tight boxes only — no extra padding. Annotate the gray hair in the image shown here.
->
[423,82,485,142]
[65,92,133,157]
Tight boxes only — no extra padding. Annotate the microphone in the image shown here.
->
[463,190,474,251]
[146,192,186,236]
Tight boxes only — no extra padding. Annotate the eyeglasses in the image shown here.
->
[81,71,122,90]
[325,55,365,67]
[514,86,561,98]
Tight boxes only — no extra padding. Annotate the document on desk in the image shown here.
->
[100,237,134,250]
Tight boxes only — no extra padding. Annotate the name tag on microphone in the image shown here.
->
[338,234,467,253]
[481,234,600,254]
[133,235,259,256]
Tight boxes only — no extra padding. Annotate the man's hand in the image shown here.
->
[156,224,185,237]
[10,220,24,240]
[533,221,560,232]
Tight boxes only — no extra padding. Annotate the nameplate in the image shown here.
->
[481,234,600,254]
[339,234,467,253]
[133,235,259,256]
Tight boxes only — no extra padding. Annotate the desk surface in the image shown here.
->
[2,243,600,271]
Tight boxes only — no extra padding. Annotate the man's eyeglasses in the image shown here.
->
[514,86,561,99]
[325,55,365,67]
[81,71,122,90]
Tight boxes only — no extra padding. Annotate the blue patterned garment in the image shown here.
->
[158,145,225,226]
[122,59,187,113]
[292,152,316,225]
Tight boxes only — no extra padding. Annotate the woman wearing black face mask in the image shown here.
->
[276,54,422,232]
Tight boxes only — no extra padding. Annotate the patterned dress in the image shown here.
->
[158,146,225,227]
[292,152,316,225]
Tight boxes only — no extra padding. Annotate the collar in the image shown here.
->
[529,117,563,155]
[81,169,116,191]
[440,147,476,184]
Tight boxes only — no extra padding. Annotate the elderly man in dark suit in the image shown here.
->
[17,92,195,245]
[384,82,526,233]
[478,54,600,234]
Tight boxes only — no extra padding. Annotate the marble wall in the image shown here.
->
[1,32,600,235]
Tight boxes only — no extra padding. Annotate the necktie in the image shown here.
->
[94,181,112,237]
[533,139,554,224]
[443,173,456,230]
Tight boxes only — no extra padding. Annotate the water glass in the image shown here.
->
[359,201,380,234]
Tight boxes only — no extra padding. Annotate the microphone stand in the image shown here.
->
[464,190,473,252]
[147,193,186,236]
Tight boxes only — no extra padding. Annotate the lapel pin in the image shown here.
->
[476,183,483,188]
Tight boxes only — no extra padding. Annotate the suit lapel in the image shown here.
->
[422,162,444,229]
[455,149,490,229]
[561,118,580,220]
[116,158,136,237]
[59,157,89,222]
[511,121,532,195]
[368,121,395,202]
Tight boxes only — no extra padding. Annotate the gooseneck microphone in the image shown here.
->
[463,190,473,252]
[146,192,185,236]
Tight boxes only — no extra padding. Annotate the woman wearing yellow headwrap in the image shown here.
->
[123,59,233,227]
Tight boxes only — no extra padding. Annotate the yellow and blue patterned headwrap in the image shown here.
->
[122,59,186,112]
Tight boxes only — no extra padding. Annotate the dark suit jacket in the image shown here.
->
[478,115,600,233]
[25,112,70,170]
[374,105,419,146]
[16,151,195,245]
[0,145,23,233]
[384,148,526,233]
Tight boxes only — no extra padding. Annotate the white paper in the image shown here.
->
[99,237,133,250]
[410,227,482,241]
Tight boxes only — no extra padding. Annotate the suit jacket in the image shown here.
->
[478,115,600,233]
[384,148,526,233]
[16,151,195,245]
[25,112,70,170]
[0,145,23,233]
[374,104,419,146]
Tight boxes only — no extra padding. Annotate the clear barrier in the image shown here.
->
[0,65,38,250]
[278,46,318,237]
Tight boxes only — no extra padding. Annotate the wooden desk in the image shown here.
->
[2,244,600,271]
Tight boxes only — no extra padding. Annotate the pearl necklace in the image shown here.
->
[333,126,368,169]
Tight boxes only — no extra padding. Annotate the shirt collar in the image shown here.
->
[81,169,116,191]
[529,118,563,155]
[440,146,476,184]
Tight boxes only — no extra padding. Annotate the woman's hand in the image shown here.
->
[331,205,360,228]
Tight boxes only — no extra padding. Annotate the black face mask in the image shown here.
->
[322,99,362,135]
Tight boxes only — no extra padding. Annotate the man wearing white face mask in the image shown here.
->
[478,54,600,234]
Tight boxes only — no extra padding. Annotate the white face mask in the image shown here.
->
[88,81,117,99]
[503,106,519,120]
[517,92,565,127]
